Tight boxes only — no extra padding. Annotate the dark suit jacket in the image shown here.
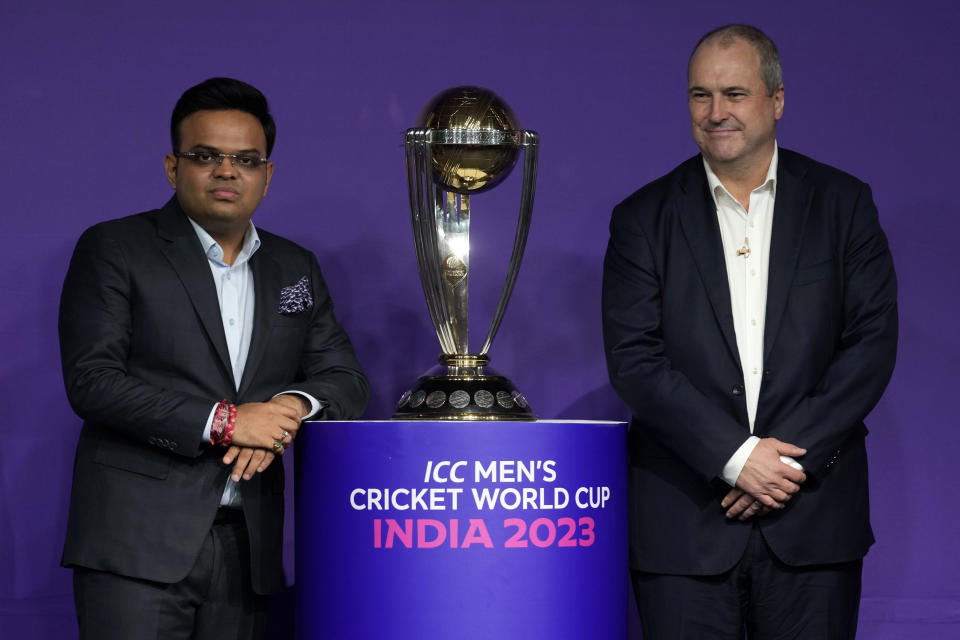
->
[602,148,897,574]
[59,197,369,593]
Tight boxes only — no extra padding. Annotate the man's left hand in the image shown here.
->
[271,393,310,423]
[223,447,277,482]
[721,487,772,520]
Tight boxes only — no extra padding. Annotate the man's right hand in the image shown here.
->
[231,401,302,450]
[735,437,807,510]
[217,401,303,482]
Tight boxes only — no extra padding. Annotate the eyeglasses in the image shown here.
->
[174,150,269,170]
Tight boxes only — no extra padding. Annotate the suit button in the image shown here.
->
[763,369,771,379]
[731,384,744,396]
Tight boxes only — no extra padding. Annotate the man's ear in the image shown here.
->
[262,161,275,197]
[164,154,178,189]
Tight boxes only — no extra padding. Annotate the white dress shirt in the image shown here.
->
[188,218,319,506]
[702,145,803,486]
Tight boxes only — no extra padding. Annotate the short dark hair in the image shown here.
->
[170,77,276,156]
[689,24,783,96]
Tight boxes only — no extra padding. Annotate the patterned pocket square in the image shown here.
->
[278,276,313,314]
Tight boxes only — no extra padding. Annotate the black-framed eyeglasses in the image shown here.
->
[174,151,269,170]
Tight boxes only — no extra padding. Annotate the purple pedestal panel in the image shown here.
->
[295,419,627,639]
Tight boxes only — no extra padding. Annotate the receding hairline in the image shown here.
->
[688,35,761,73]
[687,24,783,96]
[699,25,756,49]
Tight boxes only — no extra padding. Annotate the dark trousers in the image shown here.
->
[632,526,862,640]
[74,508,269,640]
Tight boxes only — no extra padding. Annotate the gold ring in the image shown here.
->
[273,440,283,451]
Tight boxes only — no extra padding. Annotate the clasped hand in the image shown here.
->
[221,395,308,482]
[721,437,807,521]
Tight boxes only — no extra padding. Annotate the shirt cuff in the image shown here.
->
[201,402,218,444]
[274,391,323,420]
[779,455,804,471]
[721,436,761,487]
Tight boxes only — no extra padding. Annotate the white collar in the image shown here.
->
[187,217,261,267]
[703,142,779,207]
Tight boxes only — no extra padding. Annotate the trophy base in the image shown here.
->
[392,355,536,421]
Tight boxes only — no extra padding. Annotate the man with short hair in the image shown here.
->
[603,25,897,638]
[60,77,369,639]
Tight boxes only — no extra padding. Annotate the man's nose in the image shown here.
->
[709,97,727,122]
[212,156,238,178]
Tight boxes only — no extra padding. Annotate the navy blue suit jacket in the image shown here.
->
[60,197,369,593]
[602,148,897,574]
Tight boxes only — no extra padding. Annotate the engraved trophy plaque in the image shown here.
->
[394,86,538,420]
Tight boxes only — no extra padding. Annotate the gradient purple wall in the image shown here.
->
[2,1,957,637]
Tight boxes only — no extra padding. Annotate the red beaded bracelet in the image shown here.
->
[211,400,237,446]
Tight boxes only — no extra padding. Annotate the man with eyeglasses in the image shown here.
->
[59,77,369,639]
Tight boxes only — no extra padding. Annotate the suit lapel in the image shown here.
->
[157,198,236,389]
[763,151,813,362]
[676,160,742,370]
[237,247,282,397]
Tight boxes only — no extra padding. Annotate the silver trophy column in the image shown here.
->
[394,86,538,420]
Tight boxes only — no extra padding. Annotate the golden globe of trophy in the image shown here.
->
[394,86,539,420]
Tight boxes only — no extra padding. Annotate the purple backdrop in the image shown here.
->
[2,1,957,638]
